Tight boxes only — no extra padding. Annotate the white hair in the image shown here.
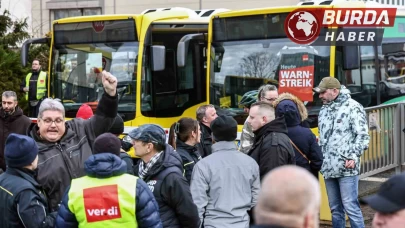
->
[38,98,65,118]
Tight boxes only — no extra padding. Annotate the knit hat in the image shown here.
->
[76,104,94,119]
[5,133,38,168]
[108,115,124,135]
[93,133,121,156]
[210,115,237,142]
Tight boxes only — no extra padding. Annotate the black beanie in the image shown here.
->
[108,115,124,135]
[5,133,38,168]
[93,133,121,156]
[210,115,237,142]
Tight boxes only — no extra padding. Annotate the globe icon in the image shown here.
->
[287,11,319,44]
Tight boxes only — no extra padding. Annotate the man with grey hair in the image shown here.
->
[239,84,278,153]
[247,101,294,181]
[253,165,320,228]
[28,70,119,212]
[196,104,218,157]
[0,91,31,172]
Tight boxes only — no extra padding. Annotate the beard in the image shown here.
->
[3,107,15,116]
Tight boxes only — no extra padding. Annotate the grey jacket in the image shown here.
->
[190,141,260,228]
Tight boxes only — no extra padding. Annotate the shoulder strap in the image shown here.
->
[289,139,309,161]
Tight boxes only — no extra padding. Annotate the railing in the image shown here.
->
[359,102,405,179]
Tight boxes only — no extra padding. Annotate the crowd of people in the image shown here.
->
[0,61,403,228]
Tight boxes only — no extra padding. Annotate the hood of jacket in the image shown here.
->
[327,85,351,109]
[0,106,25,122]
[147,144,183,178]
[274,93,308,127]
[84,153,127,178]
[254,116,288,138]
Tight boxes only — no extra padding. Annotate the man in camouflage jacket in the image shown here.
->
[314,77,370,228]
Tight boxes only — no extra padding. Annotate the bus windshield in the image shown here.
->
[210,39,330,125]
[51,19,139,121]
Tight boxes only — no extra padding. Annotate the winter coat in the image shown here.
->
[28,92,118,211]
[0,167,56,228]
[239,118,255,154]
[248,116,295,181]
[0,107,31,170]
[134,145,200,228]
[274,93,323,178]
[175,139,201,183]
[318,86,370,179]
[197,123,213,158]
[120,151,134,175]
[191,141,260,228]
[55,153,162,228]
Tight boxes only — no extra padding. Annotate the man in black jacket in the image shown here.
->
[20,59,47,117]
[0,133,56,227]
[0,91,32,172]
[247,101,295,181]
[196,104,218,158]
[129,124,200,228]
[28,70,118,212]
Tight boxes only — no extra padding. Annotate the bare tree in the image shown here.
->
[238,52,279,78]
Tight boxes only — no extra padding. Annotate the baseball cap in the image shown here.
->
[313,77,341,93]
[128,124,166,146]
[360,173,405,213]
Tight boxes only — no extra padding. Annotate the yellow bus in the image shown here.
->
[20,8,228,147]
[193,0,405,220]
[187,1,405,138]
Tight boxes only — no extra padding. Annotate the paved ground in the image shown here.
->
[319,169,399,227]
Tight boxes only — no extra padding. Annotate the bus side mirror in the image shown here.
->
[151,45,165,71]
[21,37,50,67]
[212,46,225,72]
[177,34,205,67]
[343,44,360,70]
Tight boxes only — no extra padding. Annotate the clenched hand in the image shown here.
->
[102,70,117,96]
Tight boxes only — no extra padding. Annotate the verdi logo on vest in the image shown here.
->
[83,185,122,222]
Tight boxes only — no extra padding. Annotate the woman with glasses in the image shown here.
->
[27,71,119,212]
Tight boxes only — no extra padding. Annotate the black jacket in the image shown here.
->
[248,117,295,181]
[0,168,56,228]
[28,92,118,211]
[197,123,212,158]
[275,98,323,178]
[0,107,31,171]
[175,139,201,184]
[134,145,200,228]
[120,151,134,175]
[55,153,162,228]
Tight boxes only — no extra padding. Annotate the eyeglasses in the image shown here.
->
[261,97,277,102]
[40,118,64,126]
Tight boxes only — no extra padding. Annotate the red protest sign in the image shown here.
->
[278,65,314,101]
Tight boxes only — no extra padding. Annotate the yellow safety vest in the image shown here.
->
[25,71,47,100]
[68,174,138,228]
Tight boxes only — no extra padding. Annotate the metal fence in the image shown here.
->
[359,102,405,179]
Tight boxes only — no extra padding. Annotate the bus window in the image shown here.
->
[335,46,378,107]
[141,31,207,118]
[380,43,405,102]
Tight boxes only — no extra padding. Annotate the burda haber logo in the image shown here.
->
[285,8,397,45]
[83,185,122,222]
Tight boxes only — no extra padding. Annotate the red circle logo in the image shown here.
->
[92,21,105,33]
[285,10,321,45]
